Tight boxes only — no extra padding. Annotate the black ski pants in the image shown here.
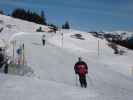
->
[42,40,45,46]
[79,74,87,88]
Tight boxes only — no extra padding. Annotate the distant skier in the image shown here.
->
[74,57,88,88]
[42,34,46,46]
[16,46,22,65]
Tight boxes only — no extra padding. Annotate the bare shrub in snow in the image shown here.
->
[71,34,85,40]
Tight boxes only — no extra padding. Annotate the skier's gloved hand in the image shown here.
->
[86,70,88,74]
[75,71,78,74]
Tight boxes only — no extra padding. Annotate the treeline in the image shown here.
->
[11,8,71,29]
[90,31,133,50]
[112,38,133,50]
[105,34,133,50]
[1,8,71,31]
[11,8,47,25]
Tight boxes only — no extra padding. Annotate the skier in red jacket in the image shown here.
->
[74,57,88,88]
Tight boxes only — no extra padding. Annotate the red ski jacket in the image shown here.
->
[74,61,88,76]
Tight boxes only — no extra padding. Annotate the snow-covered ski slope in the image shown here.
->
[0,14,133,100]
[0,14,49,41]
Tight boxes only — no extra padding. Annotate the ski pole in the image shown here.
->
[87,74,93,86]
[75,74,78,86]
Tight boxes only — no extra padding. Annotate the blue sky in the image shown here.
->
[0,0,133,32]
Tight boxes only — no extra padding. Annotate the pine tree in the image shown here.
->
[62,21,70,29]
[41,10,47,25]
[0,9,4,14]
